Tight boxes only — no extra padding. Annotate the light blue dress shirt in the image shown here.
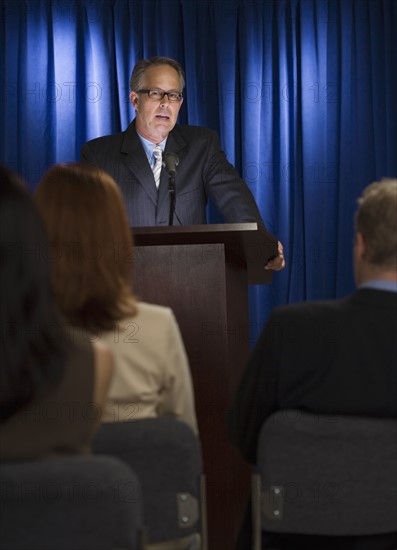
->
[359,279,397,293]
[137,133,167,167]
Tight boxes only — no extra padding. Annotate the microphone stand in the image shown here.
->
[163,152,178,226]
[168,173,176,226]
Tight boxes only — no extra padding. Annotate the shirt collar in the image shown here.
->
[359,279,397,293]
[137,132,167,163]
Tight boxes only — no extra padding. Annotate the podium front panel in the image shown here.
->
[132,242,251,549]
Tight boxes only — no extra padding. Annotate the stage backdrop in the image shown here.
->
[1,0,396,343]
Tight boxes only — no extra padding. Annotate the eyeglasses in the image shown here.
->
[137,89,183,102]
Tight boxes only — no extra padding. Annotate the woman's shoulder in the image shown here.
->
[134,301,175,322]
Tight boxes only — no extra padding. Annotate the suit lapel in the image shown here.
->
[120,121,158,206]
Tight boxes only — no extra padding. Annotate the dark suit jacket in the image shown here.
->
[80,121,265,227]
[228,288,397,464]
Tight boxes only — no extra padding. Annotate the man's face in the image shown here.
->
[130,64,183,143]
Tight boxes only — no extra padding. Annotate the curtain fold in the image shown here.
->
[1,0,396,342]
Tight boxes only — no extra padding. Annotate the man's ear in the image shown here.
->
[129,91,139,109]
[355,231,366,261]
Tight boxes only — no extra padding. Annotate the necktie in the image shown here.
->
[152,145,162,188]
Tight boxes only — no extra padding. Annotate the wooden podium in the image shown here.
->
[132,223,278,550]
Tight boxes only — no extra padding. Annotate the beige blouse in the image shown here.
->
[87,302,198,433]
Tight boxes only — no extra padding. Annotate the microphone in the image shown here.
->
[162,152,179,177]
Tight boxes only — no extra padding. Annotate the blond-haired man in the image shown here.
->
[228,178,397,549]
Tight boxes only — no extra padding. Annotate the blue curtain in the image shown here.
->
[1,0,396,343]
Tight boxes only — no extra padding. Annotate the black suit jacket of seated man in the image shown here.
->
[229,287,397,550]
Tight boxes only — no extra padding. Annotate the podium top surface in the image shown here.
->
[132,223,278,285]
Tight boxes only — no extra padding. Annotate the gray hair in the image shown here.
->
[129,56,185,92]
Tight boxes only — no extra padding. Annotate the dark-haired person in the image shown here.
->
[228,178,397,549]
[80,56,285,271]
[35,163,198,434]
[0,166,114,461]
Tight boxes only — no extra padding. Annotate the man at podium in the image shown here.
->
[80,56,285,271]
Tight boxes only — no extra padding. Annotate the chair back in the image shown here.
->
[92,418,207,549]
[252,410,397,546]
[0,454,143,550]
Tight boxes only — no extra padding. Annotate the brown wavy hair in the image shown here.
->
[35,163,137,331]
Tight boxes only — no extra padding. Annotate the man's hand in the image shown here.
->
[265,241,285,271]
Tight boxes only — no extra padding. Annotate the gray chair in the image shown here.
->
[92,418,207,549]
[0,454,144,550]
[252,410,397,550]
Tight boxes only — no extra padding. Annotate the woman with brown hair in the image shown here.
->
[35,163,197,433]
[0,165,114,460]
